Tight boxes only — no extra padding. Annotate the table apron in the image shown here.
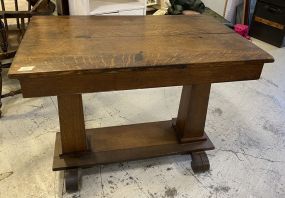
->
[19,63,263,97]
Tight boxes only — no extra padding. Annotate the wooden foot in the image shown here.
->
[191,151,210,173]
[64,169,79,193]
[1,89,22,98]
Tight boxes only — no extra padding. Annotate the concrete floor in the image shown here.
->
[1,38,285,197]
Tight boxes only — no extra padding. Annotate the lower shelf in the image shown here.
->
[53,120,214,171]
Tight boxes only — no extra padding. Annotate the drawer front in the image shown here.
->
[259,0,285,7]
[250,21,285,47]
[254,1,285,24]
[101,12,119,15]
[250,1,285,47]
[119,9,145,15]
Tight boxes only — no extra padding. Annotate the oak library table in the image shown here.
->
[8,15,273,192]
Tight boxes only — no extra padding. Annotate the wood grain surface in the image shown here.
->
[8,15,274,79]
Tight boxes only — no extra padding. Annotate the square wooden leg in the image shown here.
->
[57,94,87,154]
[175,84,211,143]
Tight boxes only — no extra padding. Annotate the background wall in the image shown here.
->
[202,0,226,15]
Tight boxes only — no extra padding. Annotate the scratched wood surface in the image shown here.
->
[8,15,273,78]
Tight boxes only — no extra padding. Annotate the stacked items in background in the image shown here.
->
[250,0,285,47]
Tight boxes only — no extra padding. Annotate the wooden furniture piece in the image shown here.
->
[250,0,285,47]
[8,15,273,192]
[0,0,33,118]
[0,0,55,117]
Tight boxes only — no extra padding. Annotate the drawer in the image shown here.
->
[101,12,119,15]
[254,1,285,24]
[119,9,145,15]
[250,21,285,47]
[259,0,285,7]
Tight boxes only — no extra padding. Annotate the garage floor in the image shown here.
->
[0,39,284,198]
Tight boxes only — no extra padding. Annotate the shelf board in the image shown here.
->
[53,120,214,171]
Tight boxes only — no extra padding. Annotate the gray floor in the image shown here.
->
[1,39,285,198]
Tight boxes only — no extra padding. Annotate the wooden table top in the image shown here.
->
[9,15,273,78]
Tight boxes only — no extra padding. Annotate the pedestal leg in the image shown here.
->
[175,84,211,172]
[57,94,87,192]
[57,94,87,153]
[176,84,211,142]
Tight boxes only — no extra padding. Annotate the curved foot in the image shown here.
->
[64,169,79,193]
[191,151,210,173]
